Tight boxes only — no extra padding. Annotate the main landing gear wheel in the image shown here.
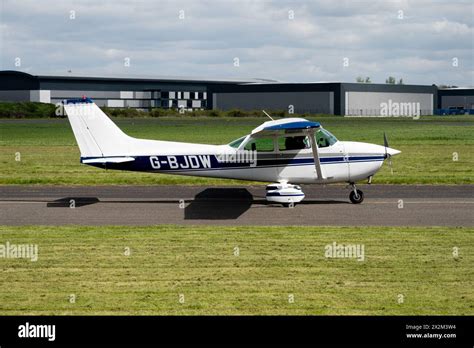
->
[265,183,305,207]
[349,188,364,204]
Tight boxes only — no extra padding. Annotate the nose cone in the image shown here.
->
[386,147,401,156]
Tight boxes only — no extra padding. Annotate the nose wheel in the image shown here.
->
[349,183,364,204]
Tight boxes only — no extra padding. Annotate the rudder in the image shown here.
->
[64,98,133,158]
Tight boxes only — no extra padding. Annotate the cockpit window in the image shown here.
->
[278,136,310,151]
[316,128,338,148]
[232,127,338,151]
[244,137,274,152]
[277,128,337,151]
[228,136,246,149]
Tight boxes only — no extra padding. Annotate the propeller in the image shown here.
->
[383,132,393,175]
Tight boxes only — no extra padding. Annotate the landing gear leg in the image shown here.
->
[349,183,364,204]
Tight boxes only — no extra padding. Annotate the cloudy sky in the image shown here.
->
[0,0,472,85]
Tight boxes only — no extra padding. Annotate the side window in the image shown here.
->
[278,136,310,151]
[244,137,274,152]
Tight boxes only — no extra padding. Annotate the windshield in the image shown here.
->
[228,136,246,149]
[316,128,338,147]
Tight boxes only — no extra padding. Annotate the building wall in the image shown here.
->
[0,89,51,103]
[345,91,434,116]
[213,91,334,114]
[30,90,51,103]
[440,95,474,109]
[46,88,207,110]
[0,90,31,102]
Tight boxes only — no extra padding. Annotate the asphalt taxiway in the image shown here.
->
[0,185,473,226]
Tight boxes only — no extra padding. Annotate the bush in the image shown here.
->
[0,102,336,119]
[102,107,148,118]
[270,110,287,118]
[149,108,167,117]
[207,110,221,117]
[0,102,57,118]
[224,109,246,117]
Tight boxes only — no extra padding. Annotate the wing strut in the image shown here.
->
[307,129,325,181]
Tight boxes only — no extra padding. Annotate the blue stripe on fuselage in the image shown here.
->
[80,154,385,172]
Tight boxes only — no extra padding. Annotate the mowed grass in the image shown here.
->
[0,225,472,315]
[0,116,473,185]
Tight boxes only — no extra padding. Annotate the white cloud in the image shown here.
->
[0,0,472,86]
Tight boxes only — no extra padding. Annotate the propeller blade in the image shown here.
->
[383,132,394,174]
[383,132,389,148]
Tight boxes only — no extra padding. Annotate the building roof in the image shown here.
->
[0,70,275,84]
[438,86,474,90]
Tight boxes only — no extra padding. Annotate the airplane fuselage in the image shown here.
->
[82,140,389,184]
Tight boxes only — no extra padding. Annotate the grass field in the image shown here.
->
[0,115,473,185]
[0,225,472,315]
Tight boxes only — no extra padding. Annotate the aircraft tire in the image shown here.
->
[349,189,364,204]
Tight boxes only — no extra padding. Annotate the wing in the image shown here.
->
[251,120,321,137]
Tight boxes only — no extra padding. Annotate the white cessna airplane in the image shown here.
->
[64,97,400,206]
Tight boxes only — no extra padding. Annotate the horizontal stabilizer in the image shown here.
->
[81,157,135,164]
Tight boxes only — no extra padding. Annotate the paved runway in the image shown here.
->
[0,185,473,226]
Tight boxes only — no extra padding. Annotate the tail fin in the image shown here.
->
[64,98,133,157]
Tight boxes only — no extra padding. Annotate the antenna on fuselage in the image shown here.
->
[262,110,274,121]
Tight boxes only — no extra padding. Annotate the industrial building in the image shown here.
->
[437,87,474,114]
[0,70,472,116]
[0,70,259,110]
[209,82,438,116]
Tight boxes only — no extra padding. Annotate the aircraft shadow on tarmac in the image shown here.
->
[45,189,254,219]
[184,188,253,220]
[46,189,348,219]
[47,197,100,207]
[184,188,348,219]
